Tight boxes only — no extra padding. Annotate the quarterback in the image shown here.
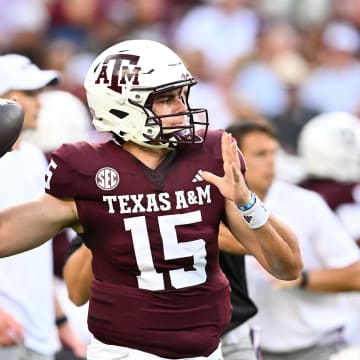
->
[0,40,302,360]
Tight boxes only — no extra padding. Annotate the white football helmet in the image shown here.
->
[84,39,208,149]
[298,112,360,182]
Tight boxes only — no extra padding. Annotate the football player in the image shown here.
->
[298,111,360,353]
[0,40,302,360]
[0,55,86,360]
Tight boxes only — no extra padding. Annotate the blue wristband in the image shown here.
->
[237,192,256,211]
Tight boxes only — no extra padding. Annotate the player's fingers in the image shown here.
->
[221,132,233,166]
[200,170,221,188]
[231,141,240,168]
[223,133,242,173]
[231,163,241,183]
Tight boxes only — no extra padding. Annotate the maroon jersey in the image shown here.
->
[45,130,244,358]
[299,178,358,211]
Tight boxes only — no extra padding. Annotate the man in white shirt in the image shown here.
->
[225,120,360,360]
[0,54,86,360]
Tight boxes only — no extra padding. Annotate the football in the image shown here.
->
[0,99,24,158]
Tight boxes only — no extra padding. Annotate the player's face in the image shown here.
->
[151,87,188,127]
[239,131,279,194]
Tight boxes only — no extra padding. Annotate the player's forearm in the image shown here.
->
[0,201,54,257]
[0,194,77,257]
[253,215,303,280]
[63,244,93,306]
[218,222,249,254]
[301,261,360,292]
[226,203,303,280]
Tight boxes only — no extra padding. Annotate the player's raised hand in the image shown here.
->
[0,98,24,158]
[201,132,251,205]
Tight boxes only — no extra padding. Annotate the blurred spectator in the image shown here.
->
[47,0,103,48]
[298,111,360,244]
[173,0,261,79]
[269,51,318,154]
[61,52,96,104]
[0,53,86,360]
[332,0,360,29]
[23,89,96,276]
[23,89,96,352]
[259,50,316,183]
[47,0,125,53]
[0,0,49,61]
[298,111,360,350]
[41,38,78,74]
[39,39,96,104]
[178,49,234,130]
[299,21,360,115]
[227,120,360,360]
[229,21,301,119]
[124,0,176,44]
[257,0,331,27]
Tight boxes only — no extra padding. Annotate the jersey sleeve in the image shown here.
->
[45,143,80,198]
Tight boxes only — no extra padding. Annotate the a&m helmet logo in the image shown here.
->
[95,167,120,191]
[94,54,141,94]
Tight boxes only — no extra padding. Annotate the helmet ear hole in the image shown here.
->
[132,92,144,103]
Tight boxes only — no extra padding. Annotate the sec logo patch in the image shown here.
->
[95,167,119,190]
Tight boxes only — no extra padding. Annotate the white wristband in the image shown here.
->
[237,195,269,229]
